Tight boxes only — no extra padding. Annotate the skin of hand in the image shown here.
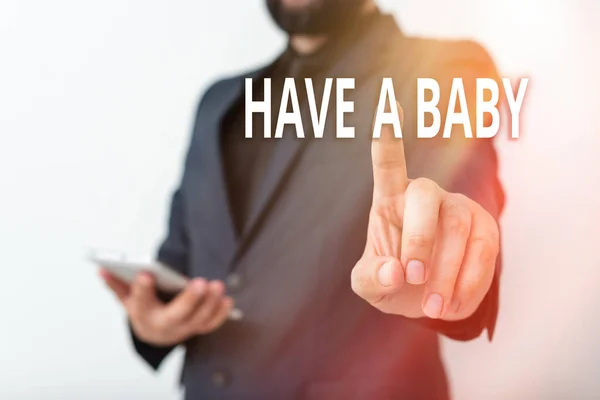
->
[351,103,500,321]
[100,269,234,346]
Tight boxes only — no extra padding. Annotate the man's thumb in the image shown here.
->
[350,256,404,304]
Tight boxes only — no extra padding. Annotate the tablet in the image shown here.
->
[89,252,244,321]
[89,254,189,294]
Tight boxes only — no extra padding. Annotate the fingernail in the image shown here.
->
[210,280,225,296]
[406,260,425,284]
[378,261,396,287]
[424,293,444,319]
[192,279,206,294]
[137,273,151,286]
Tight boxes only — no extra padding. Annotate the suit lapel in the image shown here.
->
[234,115,310,261]
[196,68,267,268]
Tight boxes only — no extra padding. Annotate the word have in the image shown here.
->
[245,77,528,139]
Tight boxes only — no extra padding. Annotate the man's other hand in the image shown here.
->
[351,103,499,321]
[100,269,234,346]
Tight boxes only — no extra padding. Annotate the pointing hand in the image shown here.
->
[351,103,499,320]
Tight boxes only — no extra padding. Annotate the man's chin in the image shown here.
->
[279,0,315,10]
[266,0,368,36]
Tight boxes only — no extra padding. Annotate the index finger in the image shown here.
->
[371,102,408,198]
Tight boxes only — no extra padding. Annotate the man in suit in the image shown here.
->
[101,0,504,398]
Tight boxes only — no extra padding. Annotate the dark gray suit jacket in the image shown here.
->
[132,16,504,400]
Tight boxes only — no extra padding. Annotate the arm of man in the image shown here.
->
[101,82,234,370]
[351,40,504,341]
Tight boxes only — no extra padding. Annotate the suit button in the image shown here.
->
[228,307,244,321]
[226,272,245,293]
[211,369,231,388]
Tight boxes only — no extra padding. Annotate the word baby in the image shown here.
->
[245,77,528,139]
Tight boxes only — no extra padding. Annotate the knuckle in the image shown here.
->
[180,323,195,338]
[193,318,213,335]
[176,301,195,317]
[151,314,172,337]
[184,318,200,334]
[207,316,224,331]
[196,303,214,320]
[481,244,499,268]
[211,280,225,294]
[445,213,470,236]
[405,232,433,249]
[471,234,499,262]
[407,177,439,197]
[370,202,401,223]
[428,274,457,294]
[373,158,404,170]
[471,201,500,248]
[351,266,370,294]
[442,201,471,236]
[452,192,471,205]
[479,207,500,237]
[456,277,480,302]
[160,312,177,328]
[181,288,198,302]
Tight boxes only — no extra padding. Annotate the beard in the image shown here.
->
[266,0,370,35]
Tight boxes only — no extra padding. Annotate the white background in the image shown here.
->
[1,0,599,398]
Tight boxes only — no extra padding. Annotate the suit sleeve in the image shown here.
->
[130,187,190,370]
[404,40,505,341]
[129,82,218,369]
